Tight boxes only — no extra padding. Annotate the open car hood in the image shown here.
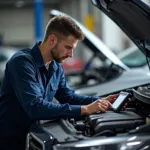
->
[49,10,129,70]
[91,0,150,58]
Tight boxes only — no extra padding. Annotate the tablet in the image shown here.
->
[112,91,130,112]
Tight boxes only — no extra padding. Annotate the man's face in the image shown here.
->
[51,35,78,63]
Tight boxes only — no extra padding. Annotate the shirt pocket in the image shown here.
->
[46,82,58,101]
[49,74,59,91]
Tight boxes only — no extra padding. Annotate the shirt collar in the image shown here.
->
[31,41,45,68]
[50,60,58,71]
[31,41,58,71]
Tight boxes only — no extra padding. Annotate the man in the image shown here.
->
[0,15,118,150]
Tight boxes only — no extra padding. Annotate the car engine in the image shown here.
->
[26,85,150,150]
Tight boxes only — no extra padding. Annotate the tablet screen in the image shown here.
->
[112,93,127,110]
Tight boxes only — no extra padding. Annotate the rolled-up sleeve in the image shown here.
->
[8,56,82,120]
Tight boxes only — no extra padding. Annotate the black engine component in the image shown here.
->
[129,124,150,135]
[133,86,150,104]
[86,110,144,136]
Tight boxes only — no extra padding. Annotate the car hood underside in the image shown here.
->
[92,0,150,56]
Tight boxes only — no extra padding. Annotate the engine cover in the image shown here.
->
[86,111,144,135]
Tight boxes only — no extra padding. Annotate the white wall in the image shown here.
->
[101,13,125,53]
[0,7,51,46]
[0,8,33,46]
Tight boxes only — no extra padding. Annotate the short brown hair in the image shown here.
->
[43,15,84,42]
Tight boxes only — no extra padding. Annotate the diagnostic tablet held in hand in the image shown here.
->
[112,91,131,112]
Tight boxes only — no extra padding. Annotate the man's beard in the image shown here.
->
[54,56,68,63]
[51,46,68,63]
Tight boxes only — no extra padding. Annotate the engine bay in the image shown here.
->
[69,86,147,136]
[72,110,145,137]
[27,85,150,150]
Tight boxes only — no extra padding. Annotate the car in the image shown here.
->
[26,1,150,150]
[118,46,148,70]
[49,9,150,97]
[0,46,16,83]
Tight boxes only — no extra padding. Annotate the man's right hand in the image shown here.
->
[81,99,112,115]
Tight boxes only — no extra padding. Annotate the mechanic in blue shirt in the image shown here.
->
[0,15,118,150]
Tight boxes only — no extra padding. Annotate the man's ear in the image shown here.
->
[48,34,57,47]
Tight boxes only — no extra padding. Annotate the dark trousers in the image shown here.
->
[0,136,26,150]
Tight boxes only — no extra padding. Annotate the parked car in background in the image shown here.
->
[0,46,16,83]
[49,9,150,97]
[26,1,150,150]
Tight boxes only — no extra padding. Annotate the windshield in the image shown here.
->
[118,47,147,68]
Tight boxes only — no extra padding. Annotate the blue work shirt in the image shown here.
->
[0,42,99,136]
